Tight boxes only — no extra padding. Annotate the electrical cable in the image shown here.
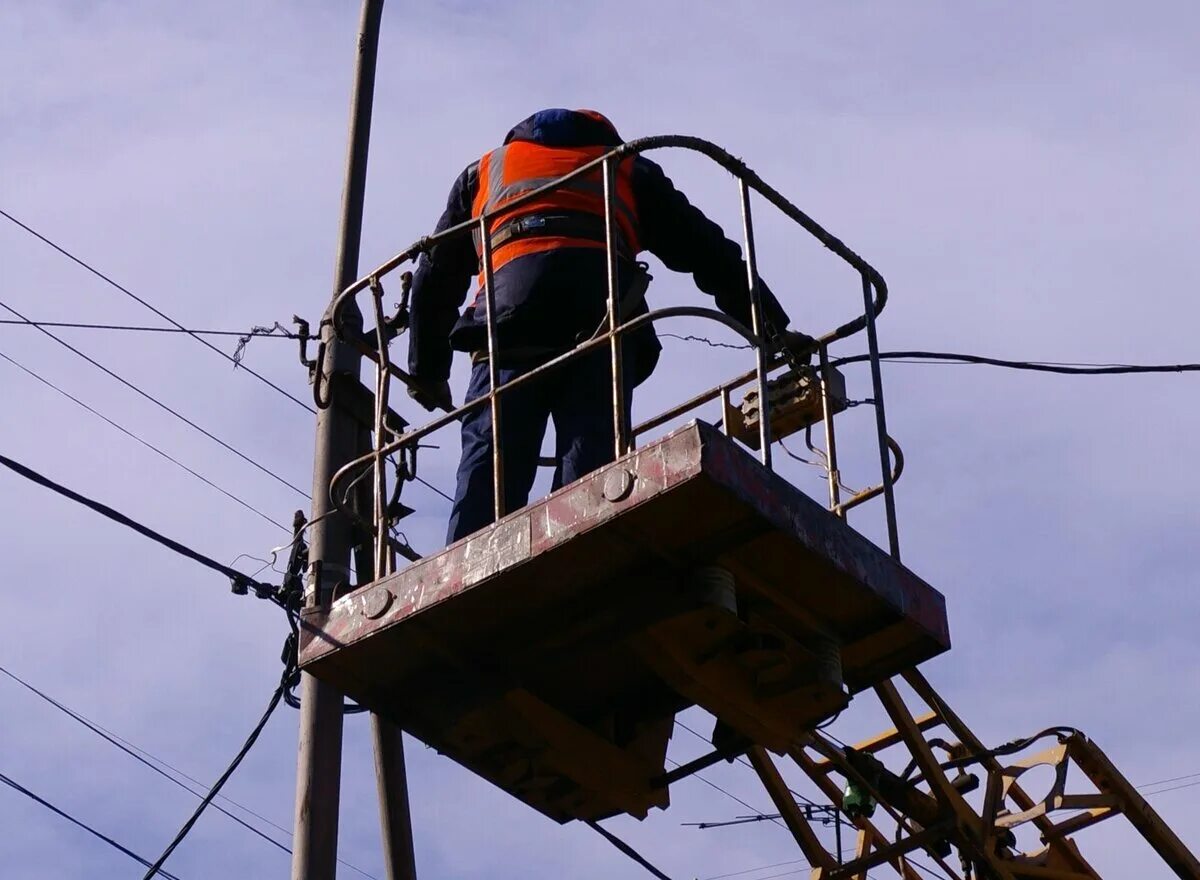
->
[675,720,821,808]
[905,856,956,880]
[412,472,455,504]
[0,662,292,859]
[0,298,310,498]
[0,451,278,601]
[141,661,291,879]
[0,347,289,532]
[828,350,1200,376]
[661,332,752,350]
[586,820,676,880]
[665,753,784,831]
[699,858,810,880]
[1145,778,1200,797]
[0,769,184,880]
[659,332,1200,377]
[0,208,316,413]
[0,318,301,339]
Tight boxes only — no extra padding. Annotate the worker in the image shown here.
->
[407,108,811,543]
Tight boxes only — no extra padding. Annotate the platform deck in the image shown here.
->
[299,421,950,822]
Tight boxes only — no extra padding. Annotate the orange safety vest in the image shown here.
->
[470,141,641,284]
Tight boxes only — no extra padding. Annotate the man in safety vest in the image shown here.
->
[407,108,810,543]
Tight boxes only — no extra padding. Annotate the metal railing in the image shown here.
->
[320,135,903,579]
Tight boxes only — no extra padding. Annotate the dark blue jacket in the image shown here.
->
[407,109,790,387]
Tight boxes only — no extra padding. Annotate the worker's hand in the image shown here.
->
[407,378,453,412]
[777,330,817,363]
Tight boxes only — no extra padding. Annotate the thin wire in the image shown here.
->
[0,208,316,413]
[659,333,1200,376]
[412,472,454,503]
[0,318,301,339]
[1138,770,1200,789]
[0,661,379,877]
[0,298,310,498]
[0,450,277,599]
[699,857,810,880]
[906,856,956,880]
[666,754,784,831]
[0,348,289,532]
[587,820,676,880]
[0,770,185,880]
[1145,778,1200,797]
[661,332,751,350]
[675,720,821,808]
[829,350,1200,376]
[142,667,288,878]
[0,663,291,857]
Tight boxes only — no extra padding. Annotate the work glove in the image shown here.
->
[407,378,453,412]
[776,330,817,364]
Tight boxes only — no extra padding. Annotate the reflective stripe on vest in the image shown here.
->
[470,142,641,284]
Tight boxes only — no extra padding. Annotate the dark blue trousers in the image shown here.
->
[446,351,632,543]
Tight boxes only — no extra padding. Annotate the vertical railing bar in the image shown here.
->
[737,178,772,469]
[602,156,629,459]
[861,272,900,559]
[817,344,843,518]
[369,278,391,577]
[719,386,735,438]
[478,216,505,523]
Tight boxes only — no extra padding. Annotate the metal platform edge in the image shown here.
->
[299,420,950,669]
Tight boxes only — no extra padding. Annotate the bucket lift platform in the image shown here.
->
[299,420,950,823]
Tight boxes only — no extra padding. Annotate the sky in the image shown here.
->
[1,1,1198,877]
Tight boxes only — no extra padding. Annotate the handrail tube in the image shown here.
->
[834,436,905,516]
[860,273,900,559]
[738,178,772,468]
[329,135,887,347]
[327,306,762,508]
[478,217,505,522]
[602,156,629,458]
[323,133,902,558]
[818,344,843,515]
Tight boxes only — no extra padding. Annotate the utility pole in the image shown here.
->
[290,2,404,878]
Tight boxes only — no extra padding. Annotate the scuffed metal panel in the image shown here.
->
[461,517,531,588]
[301,420,948,672]
[300,422,705,666]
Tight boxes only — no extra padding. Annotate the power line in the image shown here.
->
[0,769,185,880]
[700,857,810,880]
[666,754,782,830]
[412,473,454,504]
[1138,770,1200,789]
[1145,778,1200,797]
[0,298,310,498]
[0,450,277,600]
[142,664,290,879]
[0,318,301,339]
[661,333,753,351]
[0,347,288,532]
[0,661,380,879]
[0,208,315,413]
[830,350,1200,376]
[587,820,676,880]
[906,856,955,880]
[0,663,290,857]
[659,333,1200,377]
[675,720,821,808]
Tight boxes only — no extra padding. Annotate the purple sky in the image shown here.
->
[2,2,1198,877]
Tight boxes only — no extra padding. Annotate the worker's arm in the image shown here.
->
[406,164,479,408]
[632,157,798,344]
